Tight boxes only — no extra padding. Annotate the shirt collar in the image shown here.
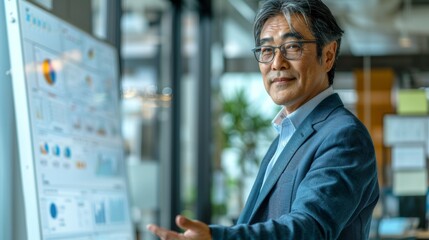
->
[272,86,334,132]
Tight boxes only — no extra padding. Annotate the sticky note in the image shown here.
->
[393,170,427,196]
[397,89,428,115]
[392,145,426,170]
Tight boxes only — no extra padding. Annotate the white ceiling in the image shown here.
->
[222,0,429,56]
[323,0,429,56]
[121,0,429,58]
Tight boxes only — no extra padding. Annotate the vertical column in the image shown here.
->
[169,0,183,231]
[355,67,395,187]
[105,0,122,77]
[196,0,213,224]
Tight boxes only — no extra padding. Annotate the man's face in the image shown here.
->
[258,14,336,114]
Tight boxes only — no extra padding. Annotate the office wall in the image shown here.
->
[28,0,92,33]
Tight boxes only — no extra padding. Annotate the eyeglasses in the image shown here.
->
[251,40,317,63]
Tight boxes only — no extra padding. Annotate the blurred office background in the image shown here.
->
[2,0,429,239]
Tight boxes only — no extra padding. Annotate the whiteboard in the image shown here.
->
[4,1,134,239]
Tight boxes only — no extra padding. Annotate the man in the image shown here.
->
[147,0,379,239]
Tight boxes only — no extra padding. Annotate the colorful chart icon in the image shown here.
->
[64,147,72,159]
[50,203,58,219]
[40,143,49,155]
[76,161,87,170]
[42,59,56,85]
[53,145,61,157]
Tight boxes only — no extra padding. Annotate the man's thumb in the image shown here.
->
[176,215,196,230]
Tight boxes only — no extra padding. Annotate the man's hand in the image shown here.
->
[146,215,212,240]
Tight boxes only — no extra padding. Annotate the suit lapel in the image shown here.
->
[247,123,315,222]
[236,137,279,224]
[246,93,344,223]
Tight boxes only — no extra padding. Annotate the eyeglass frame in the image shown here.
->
[251,40,317,63]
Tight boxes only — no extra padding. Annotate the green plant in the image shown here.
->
[220,88,273,210]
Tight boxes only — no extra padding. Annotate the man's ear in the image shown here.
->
[323,41,337,72]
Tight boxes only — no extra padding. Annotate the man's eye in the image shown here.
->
[260,47,273,54]
[284,43,301,51]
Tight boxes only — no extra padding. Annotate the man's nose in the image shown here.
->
[271,49,289,70]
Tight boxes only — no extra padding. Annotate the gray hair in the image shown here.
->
[253,0,344,85]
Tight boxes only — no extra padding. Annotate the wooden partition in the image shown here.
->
[355,68,395,187]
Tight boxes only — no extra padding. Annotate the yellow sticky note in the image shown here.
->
[397,89,428,115]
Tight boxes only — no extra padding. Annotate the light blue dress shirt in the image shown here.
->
[261,86,335,187]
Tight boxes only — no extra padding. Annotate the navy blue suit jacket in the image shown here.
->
[210,93,379,239]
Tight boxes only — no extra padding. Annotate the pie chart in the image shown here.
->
[50,203,58,219]
[53,145,61,157]
[42,59,56,85]
[64,147,72,159]
[40,143,49,155]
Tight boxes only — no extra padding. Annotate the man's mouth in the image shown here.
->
[272,77,295,83]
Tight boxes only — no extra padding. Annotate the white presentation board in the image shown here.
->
[4,1,134,239]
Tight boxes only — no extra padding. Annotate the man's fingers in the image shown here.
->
[176,215,189,229]
[176,215,209,232]
[176,215,198,230]
[174,215,212,240]
[146,224,183,240]
[147,216,211,240]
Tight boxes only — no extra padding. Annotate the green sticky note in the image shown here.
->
[397,89,428,115]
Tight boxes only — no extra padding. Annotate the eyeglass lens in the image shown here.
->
[256,42,303,63]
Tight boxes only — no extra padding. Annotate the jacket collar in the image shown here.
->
[245,93,344,223]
